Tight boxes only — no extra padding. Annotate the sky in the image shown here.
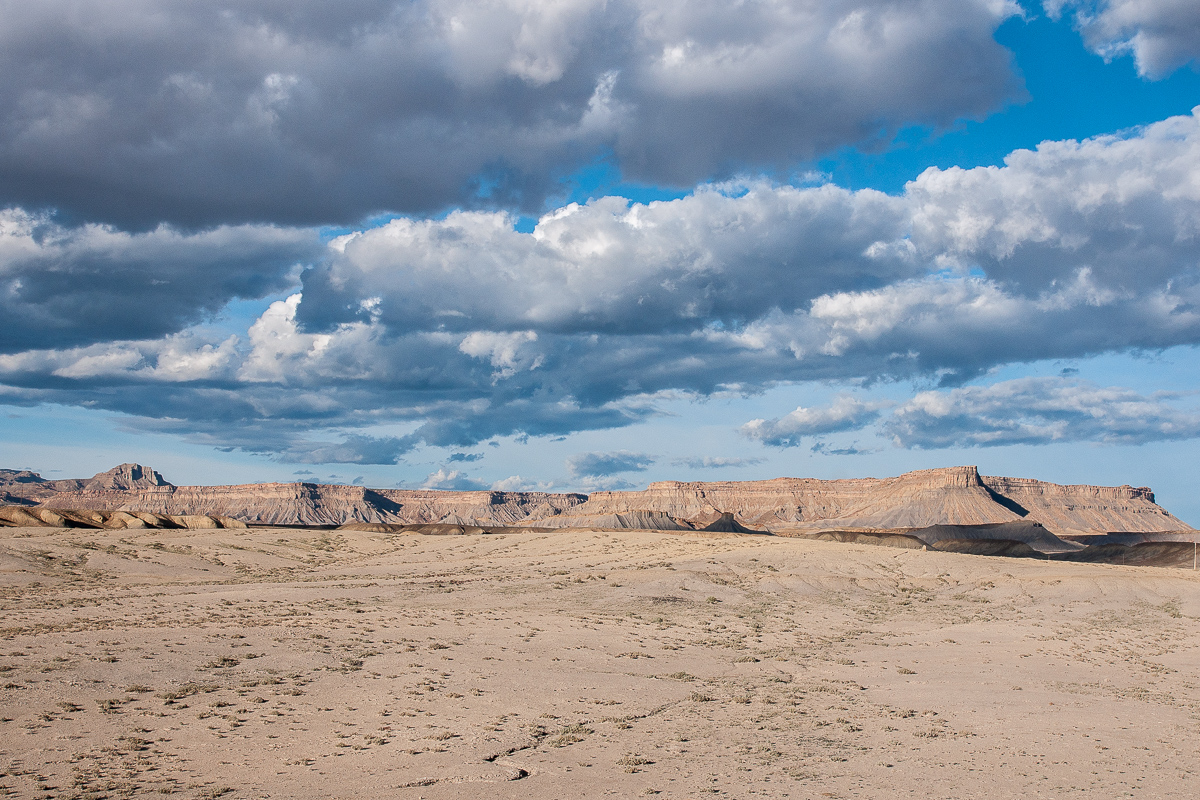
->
[4,1,1200,522]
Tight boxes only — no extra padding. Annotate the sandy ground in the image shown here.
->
[0,525,1197,799]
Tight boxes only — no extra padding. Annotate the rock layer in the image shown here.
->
[1,463,1189,535]
[566,466,1186,535]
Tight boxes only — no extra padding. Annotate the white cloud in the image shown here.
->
[907,110,1200,292]
[421,468,488,490]
[742,395,886,447]
[459,330,541,380]
[1047,0,1200,77]
[302,184,912,336]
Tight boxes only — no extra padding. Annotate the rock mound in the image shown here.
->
[809,531,928,550]
[929,538,1043,558]
[1060,530,1200,546]
[0,505,245,530]
[522,510,693,530]
[1055,541,1199,568]
[907,521,1080,553]
[699,512,764,534]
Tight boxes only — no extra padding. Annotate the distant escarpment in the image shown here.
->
[0,463,1189,536]
[553,466,1185,535]
[2,464,586,527]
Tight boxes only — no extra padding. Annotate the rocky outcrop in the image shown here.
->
[520,510,693,531]
[2,463,1189,535]
[84,463,171,491]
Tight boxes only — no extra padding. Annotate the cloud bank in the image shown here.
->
[744,376,1200,449]
[7,109,1200,459]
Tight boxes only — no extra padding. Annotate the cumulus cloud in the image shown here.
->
[489,475,559,492]
[885,376,1200,447]
[420,468,488,490]
[906,111,1200,294]
[0,0,1021,227]
[566,450,655,477]
[298,184,912,336]
[1048,0,1200,77]
[742,395,886,447]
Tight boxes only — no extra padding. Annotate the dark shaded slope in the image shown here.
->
[909,521,1079,553]
[700,513,766,533]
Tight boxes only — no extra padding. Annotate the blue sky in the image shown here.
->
[4,1,1200,523]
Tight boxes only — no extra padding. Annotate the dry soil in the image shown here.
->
[0,525,1197,799]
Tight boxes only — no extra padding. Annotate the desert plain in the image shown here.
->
[0,523,1197,799]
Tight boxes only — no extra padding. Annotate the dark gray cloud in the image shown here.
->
[281,434,416,465]
[566,450,655,477]
[809,442,873,455]
[884,377,1200,447]
[1047,1,1200,77]
[447,452,483,463]
[0,0,1020,227]
[0,209,320,353]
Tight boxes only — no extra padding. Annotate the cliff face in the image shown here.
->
[979,476,1178,535]
[574,467,1016,529]
[28,466,587,527]
[548,466,1189,535]
[5,463,1190,534]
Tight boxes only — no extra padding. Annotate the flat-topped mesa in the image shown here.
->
[370,489,585,526]
[44,476,587,527]
[557,466,1189,535]
[575,466,1003,530]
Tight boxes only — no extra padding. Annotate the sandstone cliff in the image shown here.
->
[538,466,1188,535]
[17,465,586,527]
[3,463,1190,535]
